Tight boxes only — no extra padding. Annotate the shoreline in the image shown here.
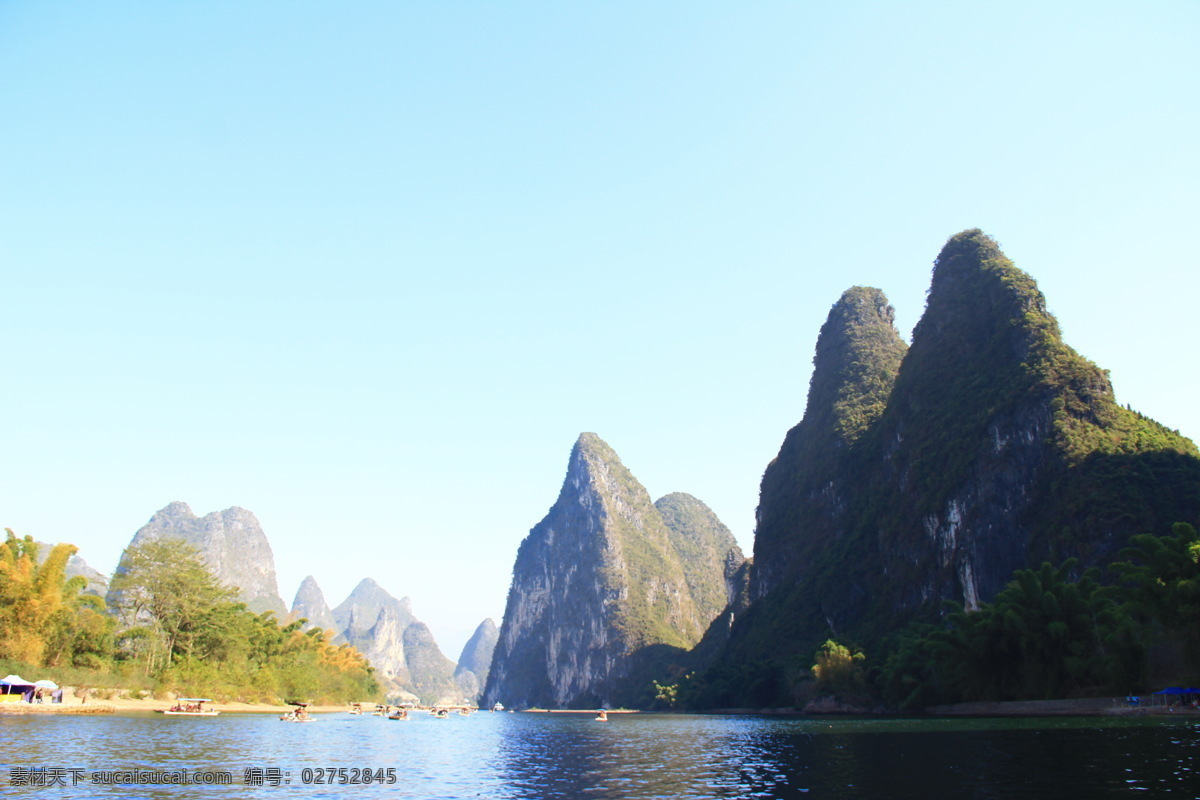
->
[6,689,1196,719]
[0,686,357,716]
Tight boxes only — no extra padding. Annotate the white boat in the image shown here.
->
[160,698,219,716]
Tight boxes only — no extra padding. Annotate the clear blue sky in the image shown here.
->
[2,1,1197,658]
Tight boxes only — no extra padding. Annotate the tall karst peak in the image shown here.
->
[752,285,906,599]
[290,575,337,634]
[904,229,1057,393]
[808,286,908,447]
[333,578,413,639]
[564,432,643,507]
[486,433,736,709]
[455,618,500,695]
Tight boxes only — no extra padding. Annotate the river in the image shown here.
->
[3,711,1197,798]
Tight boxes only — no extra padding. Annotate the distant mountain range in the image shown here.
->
[102,501,494,704]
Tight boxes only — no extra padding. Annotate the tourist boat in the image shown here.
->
[595,709,608,721]
[387,708,410,721]
[279,702,314,722]
[160,698,220,716]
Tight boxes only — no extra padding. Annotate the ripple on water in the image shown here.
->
[2,712,1197,799]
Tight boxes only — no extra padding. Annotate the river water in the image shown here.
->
[3,711,1197,799]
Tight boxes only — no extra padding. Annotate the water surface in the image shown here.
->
[3,711,1197,798]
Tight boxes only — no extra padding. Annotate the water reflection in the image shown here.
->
[2,711,1197,799]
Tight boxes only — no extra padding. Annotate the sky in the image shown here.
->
[2,1,1197,659]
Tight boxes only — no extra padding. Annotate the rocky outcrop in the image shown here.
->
[485,433,736,709]
[454,618,499,700]
[289,575,337,634]
[110,502,287,617]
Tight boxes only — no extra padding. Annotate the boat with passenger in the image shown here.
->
[160,698,219,716]
[279,702,314,722]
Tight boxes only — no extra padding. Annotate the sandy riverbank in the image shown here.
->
[0,686,356,715]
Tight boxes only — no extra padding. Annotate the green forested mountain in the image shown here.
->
[717,230,1200,703]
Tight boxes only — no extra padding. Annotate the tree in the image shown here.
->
[930,560,1139,701]
[108,537,238,673]
[812,639,867,697]
[1111,523,1200,681]
[0,530,110,666]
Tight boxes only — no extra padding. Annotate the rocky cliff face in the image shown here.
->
[737,230,1200,664]
[289,575,338,634]
[454,618,499,700]
[330,578,462,704]
[112,502,287,617]
[485,433,736,709]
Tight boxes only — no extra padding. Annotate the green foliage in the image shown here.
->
[108,537,239,673]
[1111,522,1200,681]
[651,678,680,710]
[0,530,115,668]
[812,639,867,697]
[879,559,1145,705]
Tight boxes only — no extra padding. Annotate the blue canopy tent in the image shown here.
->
[1150,687,1199,707]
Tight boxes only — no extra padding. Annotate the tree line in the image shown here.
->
[655,522,1200,711]
[0,531,379,704]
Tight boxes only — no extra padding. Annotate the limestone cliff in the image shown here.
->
[111,502,287,617]
[485,433,734,708]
